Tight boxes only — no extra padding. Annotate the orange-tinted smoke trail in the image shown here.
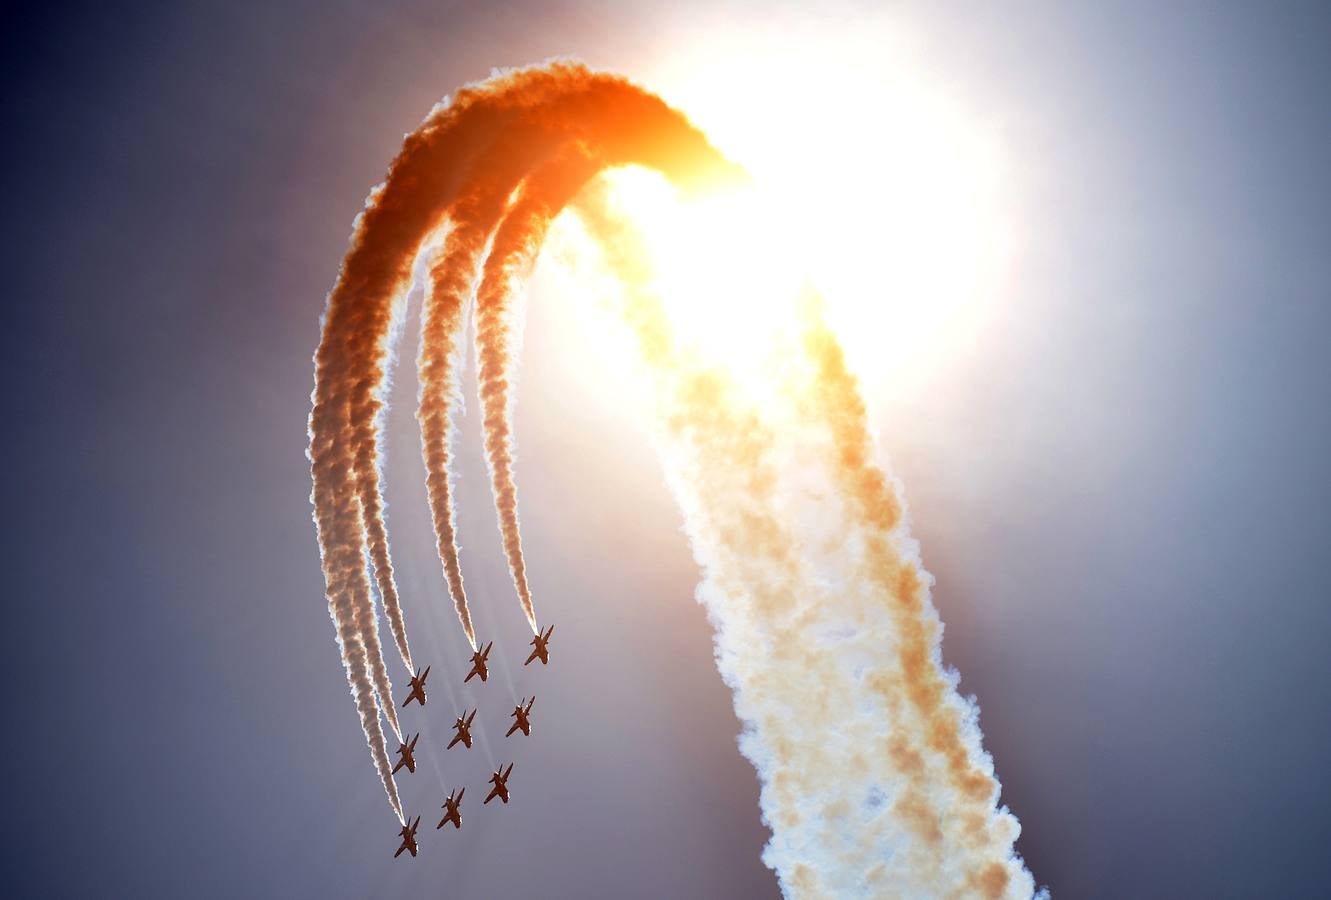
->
[417,211,499,653]
[311,61,735,820]
[559,183,1040,896]
[310,73,545,809]
[329,64,615,669]
[417,132,586,650]
[794,297,1029,896]
[415,243,475,648]
[473,152,601,634]
[414,77,731,638]
[571,191,952,895]
[357,421,412,671]
[311,60,1037,893]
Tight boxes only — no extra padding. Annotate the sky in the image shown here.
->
[3,1,1331,897]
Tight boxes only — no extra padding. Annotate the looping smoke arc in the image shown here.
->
[308,61,1038,897]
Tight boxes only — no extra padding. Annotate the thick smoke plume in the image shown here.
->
[308,61,1036,896]
[569,189,1034,897]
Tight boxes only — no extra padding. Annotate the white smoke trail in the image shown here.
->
[568,189,1037,898]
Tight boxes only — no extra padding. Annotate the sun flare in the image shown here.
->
[645,22,1015,398]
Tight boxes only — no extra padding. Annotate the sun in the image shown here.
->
[595,168,804,383]
[641,17,1016,400]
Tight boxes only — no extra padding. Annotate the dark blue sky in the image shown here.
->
[2,2,1330,897]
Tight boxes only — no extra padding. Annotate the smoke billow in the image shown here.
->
[568,188,1034,897]
[308,61,1037,897]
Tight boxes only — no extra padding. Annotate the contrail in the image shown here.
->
[308,61,1037,896]
[417,133,577,647]
[473,151,601,633]
[356,406,412,672]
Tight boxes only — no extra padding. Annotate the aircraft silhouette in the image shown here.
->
[446,708,477,750]
[525,625,554,666]
[505,697,535,738]
[394,816,420,858]
[484,763,514,805]
[401,666,430,707]
[437,788,464,830]
[391,732,420,775]
[464,642,493,684]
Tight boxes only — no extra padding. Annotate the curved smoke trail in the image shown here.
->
[417,237,477,648]
[309,60,729,828]
[473,150,601,633]
[308,61,1036,897]
[570,188,1034,897]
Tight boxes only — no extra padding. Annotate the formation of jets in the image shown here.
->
[390,626,554,858]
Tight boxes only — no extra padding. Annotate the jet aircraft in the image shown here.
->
[391,732,420,775]
[484,763,514,805]
[505,697,535,738]
[394,816,421,858]
[446,708,477,750]
[464,642,493,684]
[401,666,430,707]
[437,788,464,830]
[525,625,554,666]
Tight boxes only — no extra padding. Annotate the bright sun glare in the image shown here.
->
[640,19,1014,398]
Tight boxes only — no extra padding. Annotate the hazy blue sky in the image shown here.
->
[3,2,1329,897]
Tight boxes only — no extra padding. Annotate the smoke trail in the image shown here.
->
[323,64,597,666]
[794,299,1030,896]
[310,96,482,806]
[311,62,729,817]
[310,61,1037,896]
[473,151,601,633]
[357,406,412,671]
[344,632,406,825]
[565,186,1037,897]
[417,133,576,648]
[418,213,495,651]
